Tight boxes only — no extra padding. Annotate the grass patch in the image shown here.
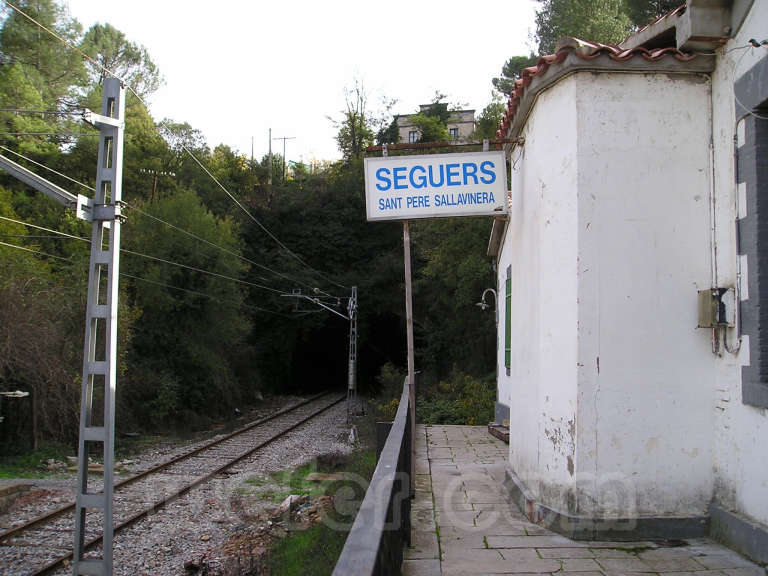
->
[269,521,349,576]
[0,443,73,478]
[268,419,378,576]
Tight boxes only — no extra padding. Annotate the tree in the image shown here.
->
[473,94,506,140]
[410,93,452,143]
[535,0,632,54]
[624,0,681,28]
[0,0,87,105]
[121,189,252,427]
[492,54,538,96]
[80,23,162,98]
[376,118,399,145]
[331,80,375,162]
[411,217,496,380]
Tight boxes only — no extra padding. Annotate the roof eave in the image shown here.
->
[487,216,508,258]
[500,50,716,143]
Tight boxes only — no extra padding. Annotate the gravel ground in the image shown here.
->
[0,396,359,576]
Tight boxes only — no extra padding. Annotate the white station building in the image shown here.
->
[488,0,768,563]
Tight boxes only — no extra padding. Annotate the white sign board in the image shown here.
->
[364,151,508,221]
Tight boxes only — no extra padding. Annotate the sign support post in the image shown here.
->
[403,219,416,493]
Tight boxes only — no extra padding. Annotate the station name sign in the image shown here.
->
[364,151,507,221]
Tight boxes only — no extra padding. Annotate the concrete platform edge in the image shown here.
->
[503,467,711,542]
[710,503,768,565]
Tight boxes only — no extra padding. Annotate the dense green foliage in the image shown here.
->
[2,0,678,447]
[492,54,539,96]
[493,1,682,98]
[0,1,506,452]
[374,364,495,426]
[535,0,632,54]
[416,371,495,426]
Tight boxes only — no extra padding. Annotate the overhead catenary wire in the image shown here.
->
[119,248,285,294]
[0,239,72,261]
[120,273,294,318]
[0,145,95,191]
[0,148,332,295]
[0,108,85,116]
[0,240,292,317]
[4,0,349,293]
[122,203,335,297]
[0,132,99,137]
[0,215,286,295]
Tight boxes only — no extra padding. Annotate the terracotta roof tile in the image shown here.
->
[497,37,706,139]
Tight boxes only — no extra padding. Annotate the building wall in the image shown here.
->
[396,109,475,143]
[498,76,580,503]
[574,72,715,517]
[499,70,718,518]
[710,0,768,527]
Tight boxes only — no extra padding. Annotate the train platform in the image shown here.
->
[402,424,764,576]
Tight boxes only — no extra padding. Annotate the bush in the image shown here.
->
[416,370,495,426]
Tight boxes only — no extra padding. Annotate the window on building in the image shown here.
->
[408,131,418,143]
[449,128,459,140]
[505,266,511,376]
[736,56,768,408]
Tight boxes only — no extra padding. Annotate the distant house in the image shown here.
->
[395,105,475,143]
[489,0,767,563]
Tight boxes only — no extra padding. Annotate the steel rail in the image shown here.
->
[0,392,329,544]
[29,392,345,576]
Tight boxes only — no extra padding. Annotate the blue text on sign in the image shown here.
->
[375,161,497,192]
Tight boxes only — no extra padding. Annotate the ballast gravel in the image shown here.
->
[0,396,358,576]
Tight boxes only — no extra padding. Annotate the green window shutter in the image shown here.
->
[505,268,511,369]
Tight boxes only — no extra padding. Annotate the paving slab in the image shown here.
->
[405,530,440,560]
[402,558,441,576]
[404,424,767,576]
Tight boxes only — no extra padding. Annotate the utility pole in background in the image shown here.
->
[347,286,358,422]
[268,128,272,186]
[272,134,295,182]
[280,287,359,422]
[138,168,175,203]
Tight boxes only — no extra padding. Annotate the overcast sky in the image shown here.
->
[65,0,538,163]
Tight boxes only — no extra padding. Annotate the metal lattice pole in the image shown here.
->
[346,286,358,419]
[73,78,125,576]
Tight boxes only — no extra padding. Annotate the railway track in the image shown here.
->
[0,392,345,575]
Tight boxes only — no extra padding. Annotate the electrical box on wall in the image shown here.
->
[698,288,735,328]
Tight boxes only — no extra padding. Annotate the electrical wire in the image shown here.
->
[4,1,121,84]
[0,215,89,243]
[731,42,768,121]
[0,108,84,116]
[3,1,349,293]
[0,132,99,137]
[122,203,334,297]
[0,240,72,261]
[168,141,349,291]
[0,151,338,303]
[0,145,95,190]
[0,215,285,294]
[0,148,331,295]
[119,248,285,294]
[121,273,294,318]
[0,240,291,317]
